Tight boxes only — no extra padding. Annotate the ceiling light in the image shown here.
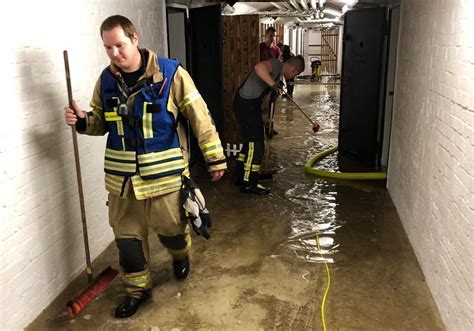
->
[341,0,357,5]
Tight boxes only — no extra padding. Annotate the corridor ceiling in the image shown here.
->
[182,0,397,27]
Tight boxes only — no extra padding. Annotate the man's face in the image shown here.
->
[285,66,302,80]
[102,26,139,71]
[266,31,276,44]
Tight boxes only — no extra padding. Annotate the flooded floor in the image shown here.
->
[27,83,444,330]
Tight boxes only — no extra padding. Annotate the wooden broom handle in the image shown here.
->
[63,50,93,282]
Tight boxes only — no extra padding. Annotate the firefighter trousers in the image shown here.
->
[233,94,265,186]
[108,189,191,297]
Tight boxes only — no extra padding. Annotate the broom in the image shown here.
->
[279,88,321,133]
[63,50,118,317]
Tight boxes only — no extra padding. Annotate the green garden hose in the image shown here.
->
[305,146,387,180]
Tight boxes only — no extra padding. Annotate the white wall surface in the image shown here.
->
[388,0,473,329]
[0,1,167,329]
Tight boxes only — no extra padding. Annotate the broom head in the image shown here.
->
[67,266,119,317]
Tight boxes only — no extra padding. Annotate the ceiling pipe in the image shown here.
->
[270,2,287,11]
[289,0,303,11]
[289,0,301,11]
[299,0,310,11]
[280,2,295,11]
[260,12,314,18]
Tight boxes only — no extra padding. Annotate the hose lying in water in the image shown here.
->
[304,146,387,180]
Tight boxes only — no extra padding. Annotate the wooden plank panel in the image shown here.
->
[321,27,339,74]
[223,15,260,146]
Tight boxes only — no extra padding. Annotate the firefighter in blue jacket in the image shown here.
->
[64,15,226,318]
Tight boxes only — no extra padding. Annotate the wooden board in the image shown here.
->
[222,15,260,148]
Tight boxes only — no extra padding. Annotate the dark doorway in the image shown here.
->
[189,4,225,139]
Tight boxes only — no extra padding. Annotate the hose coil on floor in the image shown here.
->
[304,146,387,180]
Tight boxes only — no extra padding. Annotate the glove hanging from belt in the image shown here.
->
[181,176,212,239]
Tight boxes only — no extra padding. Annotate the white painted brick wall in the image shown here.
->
[388,0,473,330]
[0,1,168,329]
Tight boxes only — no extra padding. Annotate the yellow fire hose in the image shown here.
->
[305,146,387,180]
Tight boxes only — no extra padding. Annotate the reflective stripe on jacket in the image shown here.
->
[101,57,186,180]
[81,49,227,200]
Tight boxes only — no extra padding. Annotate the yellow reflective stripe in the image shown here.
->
[139,159,185,176]
[167,232,192,260]
[105,149,136,161]
[238,153,245,162]
[137,148,183,164]
[122,272,151,288]
[143,102,153,139]
[200,141,224,157]
[178,90,201,111]
[105,174,124,193]
[244,142,254,181]
[105,111,121,121]
[105,97,121,121]
[132,175,183,195]
[117,121,124,136]
[243,165,261,172]
[105,159,136,172]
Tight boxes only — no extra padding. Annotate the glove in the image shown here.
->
[271,81,285,94]
[271,81,286,98]
[181,176,212,239]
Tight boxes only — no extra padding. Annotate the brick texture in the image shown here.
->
[388,0,473,330]
[0,1,167,329]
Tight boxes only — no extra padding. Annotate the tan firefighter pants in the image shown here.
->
[108,189,191,297]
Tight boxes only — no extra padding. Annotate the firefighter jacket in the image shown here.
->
[79,49,227,200]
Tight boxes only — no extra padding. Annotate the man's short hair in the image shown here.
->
[265,26,276,35]
[286,55,305,72]
[100,15,137,40]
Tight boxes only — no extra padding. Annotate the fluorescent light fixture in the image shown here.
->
[341,0,358,5]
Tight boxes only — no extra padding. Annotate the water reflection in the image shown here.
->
[270,82,343,264]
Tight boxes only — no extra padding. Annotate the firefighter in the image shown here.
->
[231,56,305,195]
[64,15,226,318]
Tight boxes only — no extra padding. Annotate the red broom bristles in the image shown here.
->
[67,266,119,317]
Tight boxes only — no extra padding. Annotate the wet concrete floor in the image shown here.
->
[27,82,445,330]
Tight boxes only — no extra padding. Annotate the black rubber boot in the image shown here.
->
[240,171,270,195]
[240,183,271,195]
[114,289,151,318]
[173,255,190,280]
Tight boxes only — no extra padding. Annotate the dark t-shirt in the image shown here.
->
[239,58,283,100]
[259,42,280,61]
[121,68,143,87]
